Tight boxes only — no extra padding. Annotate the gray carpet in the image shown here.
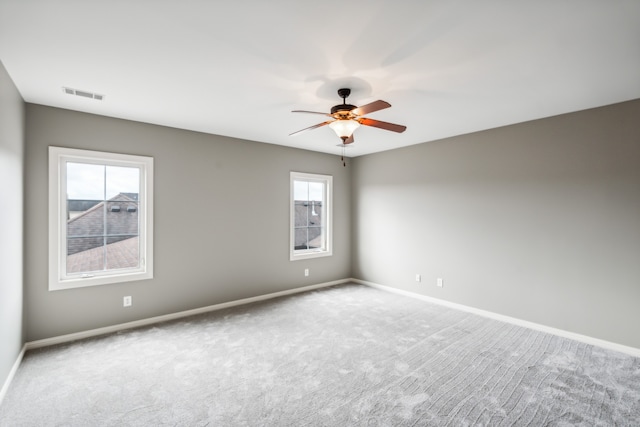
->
[1,284,639,426]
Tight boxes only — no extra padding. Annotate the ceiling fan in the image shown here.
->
[289,88,407,145]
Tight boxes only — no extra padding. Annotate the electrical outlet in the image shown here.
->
[415,274,421,282]
[437,278,443,288]
[304,268,309,277]
[123,296,132,307]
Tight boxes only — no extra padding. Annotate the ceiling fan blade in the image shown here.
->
[344,134,355,145]
[358,117,407,133]
[351,100,391,116]
[292,110,332,117]
[289,121,333,136]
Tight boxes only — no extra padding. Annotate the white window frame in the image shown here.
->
[48,146,154,291]
[290,171,332,261]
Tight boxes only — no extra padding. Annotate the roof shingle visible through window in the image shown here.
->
[67,193,138,255]
[66,236,139,274]
[65,192,140,274]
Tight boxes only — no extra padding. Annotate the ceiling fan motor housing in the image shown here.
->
[331,103,357,116]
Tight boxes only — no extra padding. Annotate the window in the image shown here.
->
[48,147,153,290]
[290,172,332,260]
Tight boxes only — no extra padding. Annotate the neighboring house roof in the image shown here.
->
[294,201,322,226]
[120,192,139,201]
[294,201,323,249]
[67,199,101,214]
[67,236,139,274]
[67,193,138,256]
[66,193,140,273]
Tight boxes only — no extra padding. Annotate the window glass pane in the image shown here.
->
[67,204,104,238]
[293,180,308,201]
[65,162,141,276]
[309,202,322,228]
[105,236,139,270]
[67,162,104,239]
[307,226,323,249]
[294,228,309,250]
[66,162,105,200]
[105,199,139,238]
[105,165,140,200]
[66,237,106,273]
[293,179,326,251]
[294,200,310,227]
[308,182,324,203]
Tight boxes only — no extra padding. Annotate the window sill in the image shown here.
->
[49,269,153,291]
[290,250,332,261]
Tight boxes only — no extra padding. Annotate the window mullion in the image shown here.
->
[306,184,312,251]
[102,165,107,271]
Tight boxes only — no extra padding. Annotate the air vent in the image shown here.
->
[62,87,104,101]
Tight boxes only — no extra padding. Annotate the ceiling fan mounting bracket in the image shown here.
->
[337,88,351,99]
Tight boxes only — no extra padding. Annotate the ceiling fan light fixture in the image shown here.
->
[329,119,360,141]
[289,88,406,149]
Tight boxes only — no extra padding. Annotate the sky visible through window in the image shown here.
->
[67,162,139,200]
[294,180,323,202]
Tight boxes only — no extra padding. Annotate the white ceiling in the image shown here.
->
[1,1,639,157]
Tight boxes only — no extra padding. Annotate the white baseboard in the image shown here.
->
[352,278,640,358]
[26,279,350,351]
[0,345,27,407]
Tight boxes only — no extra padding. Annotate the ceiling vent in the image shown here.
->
[62,87,104,101]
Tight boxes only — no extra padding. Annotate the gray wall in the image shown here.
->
[25,104,351,341]
[14,92,640,350]
[352,99,640,348]
[0,61,25,389]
